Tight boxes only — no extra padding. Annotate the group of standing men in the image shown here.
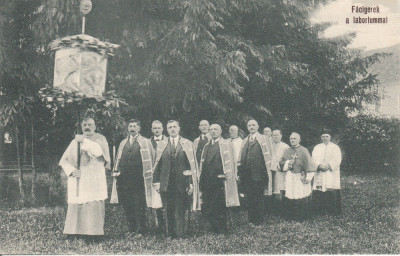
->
[59,117,342,241]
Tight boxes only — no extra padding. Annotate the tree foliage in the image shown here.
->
[0,0,385,159]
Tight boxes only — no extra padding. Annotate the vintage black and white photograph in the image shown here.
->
[0,0,399,254]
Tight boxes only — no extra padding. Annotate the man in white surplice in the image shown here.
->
[59,117,110,240]
[228,125,243,163]
[269,130,289,201]
[312,129,342,214]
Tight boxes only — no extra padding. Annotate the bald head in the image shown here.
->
[289,132,301,147]
[209,124,222,140]
[229,125,239,139]
[263,127,272,137]
[247,119,259,134]
[199,120,210,134]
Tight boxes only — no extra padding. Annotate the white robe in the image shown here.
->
[60,137,108,204]
[230,137,243,163]
[312,142,342,191]
[270,141,289,193]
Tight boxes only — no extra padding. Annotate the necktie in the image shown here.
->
[172,138,176,149]
[250,135,254,142]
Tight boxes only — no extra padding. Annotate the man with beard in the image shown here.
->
[113,119,159,235]
[193,120,211,166]
[153,120,199,237]
[59,117,110,242]
[199,124,240,234]
[238,119,271,226]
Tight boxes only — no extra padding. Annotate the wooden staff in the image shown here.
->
[76,109,81,197]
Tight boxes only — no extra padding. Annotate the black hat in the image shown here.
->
[321,128,332,135]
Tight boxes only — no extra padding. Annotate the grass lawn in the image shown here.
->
[0,173,399,254]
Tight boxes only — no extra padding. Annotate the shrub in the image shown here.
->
[339,114,400,174]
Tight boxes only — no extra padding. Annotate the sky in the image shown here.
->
[310,0,400,51]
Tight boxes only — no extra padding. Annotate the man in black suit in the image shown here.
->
[113,119,154,234]
[193,120,211,166]
[150,120,168,150]
[238,119,271,226]
[153,120,196,237]
[199,124,240,234]
[149,120,168,230]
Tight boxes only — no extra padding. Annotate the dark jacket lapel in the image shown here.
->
[175,138,183,157]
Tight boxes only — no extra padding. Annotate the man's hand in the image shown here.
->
[217,174,227,179]
[318,164,329,171]
[187,184,193,195]
[300,172,307,184]
[70,169,81,178]
[153,183,160,193]
[75,134,85,143]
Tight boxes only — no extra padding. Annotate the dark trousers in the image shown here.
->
[265,191,286,216]
[118,178,146,233]
[312,189,342,215]
[161,186,187,237]
[202,188,227,234]
[155,208,165,230]
[285,196,311,221]
[246,180,265,225]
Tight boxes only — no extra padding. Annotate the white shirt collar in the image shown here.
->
[212,137,221,144]
[154,135,163,140]
[250,132,258,140]
[170,136,179,143]
[130,134,139,140]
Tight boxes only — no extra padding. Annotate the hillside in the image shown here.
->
[363,44,400,87]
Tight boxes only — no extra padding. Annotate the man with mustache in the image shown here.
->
[112,119,159,235]
[238,119,272,226]
[279,132,316,221]
[193,120,211,166]
[59,117,110,242]
[199,124,240,234]
[153,120,199,237]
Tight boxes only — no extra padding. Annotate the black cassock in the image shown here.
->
[199,141,227,234]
